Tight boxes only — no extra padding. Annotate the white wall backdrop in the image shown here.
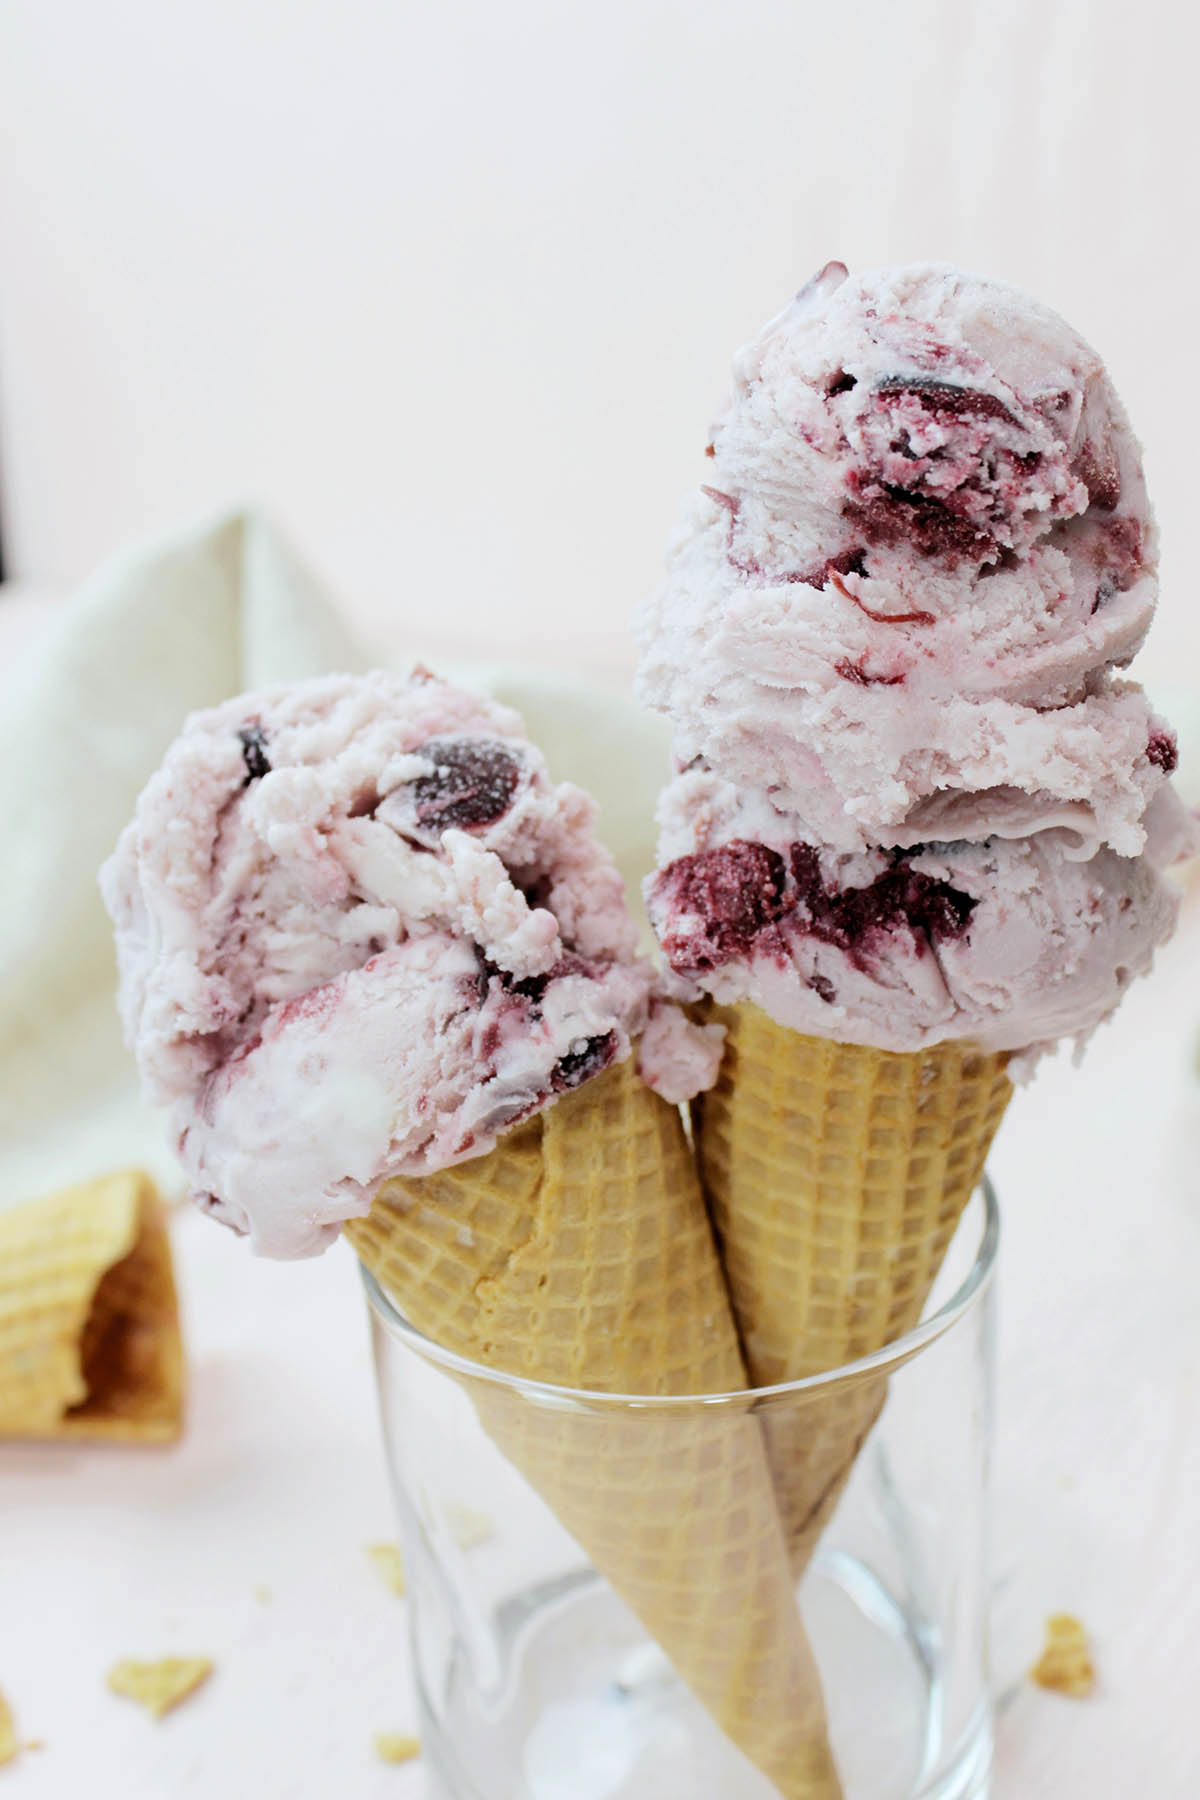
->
[2,0,1198,681]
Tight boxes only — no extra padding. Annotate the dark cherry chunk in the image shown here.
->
[473,950,604,1013]
[655,842,792,969]
[1146,731,1178,774]
[827,369,858,395]
[874,376,1018,426]
[846,483,997,561]
[551,1030,619,1092]
[411,737,521,832]
[842,377,1039,565]
[238,724,271,784]
[789,844,975,960]
[1073,439,1121,511]
[506,951,597,1006]
[656,840,976,977]
[1095,515,1144,595]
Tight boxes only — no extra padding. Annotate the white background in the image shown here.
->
[3,1,1200,685]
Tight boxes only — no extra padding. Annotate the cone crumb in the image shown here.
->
[0,1691,18,1767]
[107,1657,214,1718]
[374,1732,421,1765]
[366,1543,406,1595]
[1030,1615,1095,1697]
[446,1504,494,1550]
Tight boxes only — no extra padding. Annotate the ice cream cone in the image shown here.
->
[346,1052,843,1800]
[0,1171,184,1443]
[695,1003,1012,1569]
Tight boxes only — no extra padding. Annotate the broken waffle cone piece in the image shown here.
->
[374,1732,421,1765]
[695,1004,1012,1571]
[0,1171,184,1443]
[107,1657,213,1718]
[366,1542,407,1595]
[0,1691,19,1768]
[1030,1614,1096,1697]
[346,1052,844,1800]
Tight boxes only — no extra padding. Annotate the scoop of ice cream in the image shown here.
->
[646,765,1192,1062]
[101,668,716,1256]
[636,263,1162,849]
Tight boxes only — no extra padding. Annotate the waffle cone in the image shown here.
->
[0,1171,184,1443]
[346,1053,842,1800]
[695,1004,1012,1570]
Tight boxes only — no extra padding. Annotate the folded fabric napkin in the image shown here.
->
[0,507,669,1216]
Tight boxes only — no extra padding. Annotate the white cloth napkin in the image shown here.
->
[0,507,669,1214]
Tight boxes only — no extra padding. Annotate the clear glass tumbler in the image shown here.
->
[363,1181,998,1800]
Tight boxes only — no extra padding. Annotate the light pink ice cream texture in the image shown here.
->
[647,765,1192,1065]
[635,262,1171,855]
[639,263,1197,1061]
[101,669,722,1257]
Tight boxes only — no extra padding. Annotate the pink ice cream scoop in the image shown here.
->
[635,262,1168,853]
[647,765,1192,1066]
[101,669,722,1257]
[638,263,1197,1063]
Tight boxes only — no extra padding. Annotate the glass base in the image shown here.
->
[419,1554,992,1800]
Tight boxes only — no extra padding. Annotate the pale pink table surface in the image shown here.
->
[2,590,1198,1799]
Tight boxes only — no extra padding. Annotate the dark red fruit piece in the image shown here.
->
[1073,439,1121,511]
[789,844,975,961]
[655,841,976,979]
[846,484,996,561]
[411,737,521,832]
[1146,731,1178,774]
[551,1031,619,1092]
[655,842,793,971]
[874,377,1017,426]
[238,725,271,783]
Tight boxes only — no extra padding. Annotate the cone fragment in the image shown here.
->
[107,1657,213,1718]
[1030,1614,1095,1698]
[346,1053,842,1800]
[0,1171,184,1443]
[696,1004,1012,1569]
[0,1691,18,1768]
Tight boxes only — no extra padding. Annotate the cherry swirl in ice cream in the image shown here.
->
[639,264,1197,1062]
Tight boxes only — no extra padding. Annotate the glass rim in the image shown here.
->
[360,1176,999,1413]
